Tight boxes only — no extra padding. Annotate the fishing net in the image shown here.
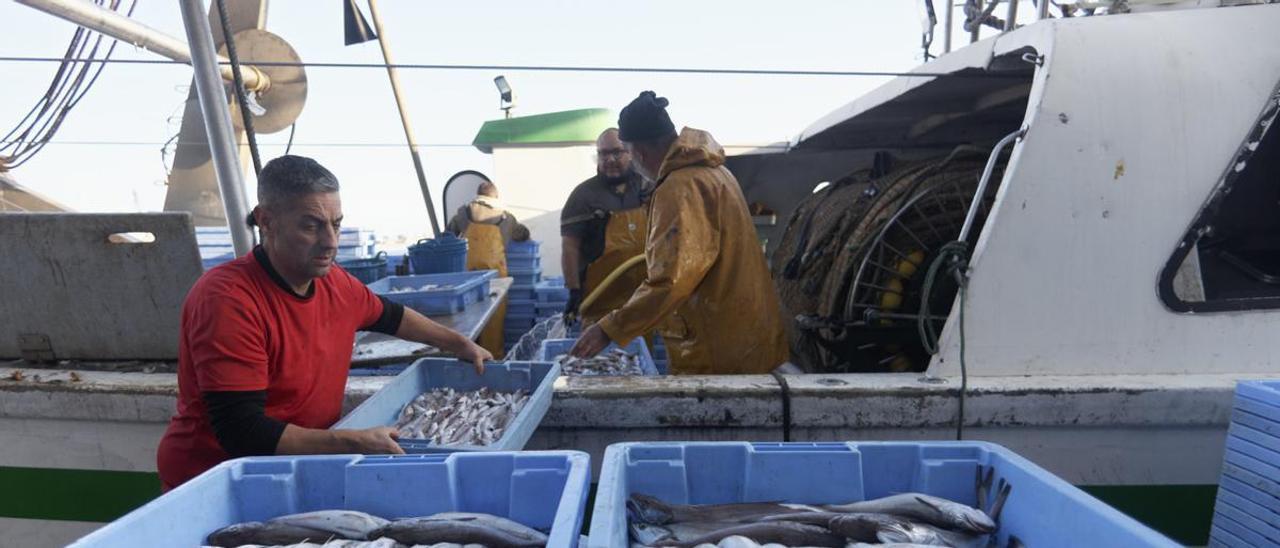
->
[773,147,1006,373]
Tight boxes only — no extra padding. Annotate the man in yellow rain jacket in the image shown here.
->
[447,181,529,357]
[569,91,788,374]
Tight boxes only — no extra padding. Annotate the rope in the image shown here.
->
[213,0,263,177]
[918,240,970,441]
[770,371,793,442]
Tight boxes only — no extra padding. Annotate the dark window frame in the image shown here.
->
[1159,81,1280,313]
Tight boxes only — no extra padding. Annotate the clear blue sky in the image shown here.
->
[1,1,1004,238]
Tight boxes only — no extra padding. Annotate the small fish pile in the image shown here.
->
[555,348,645,376]
[394,387,528,446]
[388,283,451,294]
[206,510,548,548]
[627,466,1013,548]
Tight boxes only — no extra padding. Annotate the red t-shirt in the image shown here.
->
[156,248,383,489]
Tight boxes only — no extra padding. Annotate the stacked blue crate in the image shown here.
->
[504,241,543,353]
[1211,380,1280,547]
[535,277,568,320]
[195,226,377,270]
[649,334,668,374]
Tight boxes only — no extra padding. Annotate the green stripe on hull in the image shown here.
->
[0,466,160,523]
[0,466,1218,545]
[1081,484,1217,546]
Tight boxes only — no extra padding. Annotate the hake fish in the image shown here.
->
[206,521,339,546]
[654,521,846,548]
[627,493,821,525]
[369,511,548,547]
[822,493,996,534]
[265,510,390,540]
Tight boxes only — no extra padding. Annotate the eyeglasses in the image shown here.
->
[596,148,628,159]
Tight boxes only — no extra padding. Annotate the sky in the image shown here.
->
[0,1,1013,239]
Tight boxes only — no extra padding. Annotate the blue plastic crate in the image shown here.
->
[535,302,565,318]
[368,270,496,315]
[538,338,658,376]
[347,363,411,376]
[1212,378,1280,548]
[338,251,389,285]
[72,451,589,548]
[511,267,542,287]
[506,312,538,329]
[536,279,570,303]
[510,285,536,301]
[507,254,542,270]
[508,298,537,317]
[507,240,541,256]
[335,358,558,452]
[587,441,1177,548]
[504,327,530,342]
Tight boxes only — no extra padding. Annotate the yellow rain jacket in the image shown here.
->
[597,128,788,374]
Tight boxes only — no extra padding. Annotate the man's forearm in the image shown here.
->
[562,235,582,289]
[276,424,356,454]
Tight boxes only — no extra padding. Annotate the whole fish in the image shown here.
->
[393,387,529,447]
[822,493,996,534]
[627,493,821,525]
[631,521,676,545]
[206,521,338,546]
[266,510,389,540]
[556,348,645,376]
[824,513,913,543]
[874,520,989,548]
[370,512,547,547]
[655,522,846,548]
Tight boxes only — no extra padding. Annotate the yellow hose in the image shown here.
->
[578,254,646,316]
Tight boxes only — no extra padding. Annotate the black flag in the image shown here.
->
[344,0,377,46]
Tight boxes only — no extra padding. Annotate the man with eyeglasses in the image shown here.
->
[559,128,652,325]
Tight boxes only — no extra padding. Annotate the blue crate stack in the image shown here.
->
[503,241,543,354]
[535,277,569,319]
[196,226,377,270]
[1210,380,1280,547]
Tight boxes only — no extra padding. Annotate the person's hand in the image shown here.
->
[346,427,405,455]
[563,288,583,323]
[456,339,492,375]
[569,323,611,358]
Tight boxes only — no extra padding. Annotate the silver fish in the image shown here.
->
[266,510,389,540]
[627,493,821,525]
[870,519,988,548]
[555,348,645,376]
[392,387,529,447]
[824,513,911,543]
[656,522,846,548]
[822,493,996,534]
[206,521,338,546]
[370,512,547,547]
[630,521,675,545]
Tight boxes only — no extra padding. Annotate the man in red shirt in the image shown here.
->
[157,155,491,489]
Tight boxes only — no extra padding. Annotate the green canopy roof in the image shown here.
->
[472,108,613,153]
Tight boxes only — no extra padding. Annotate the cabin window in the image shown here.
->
[1160,84,1280,312]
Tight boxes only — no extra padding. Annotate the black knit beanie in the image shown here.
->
[618,91,676,143]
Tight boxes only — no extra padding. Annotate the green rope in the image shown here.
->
[918,240,970,440]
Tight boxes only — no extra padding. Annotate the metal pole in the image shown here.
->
[179,0,255,257]
[1038,0,1051,19]
[943,0,954,53]
[970,0,983,43]
[1006,0,1019,32]
[14,0,269,92]
[959,128,1025,243]
[367,0,442,237]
